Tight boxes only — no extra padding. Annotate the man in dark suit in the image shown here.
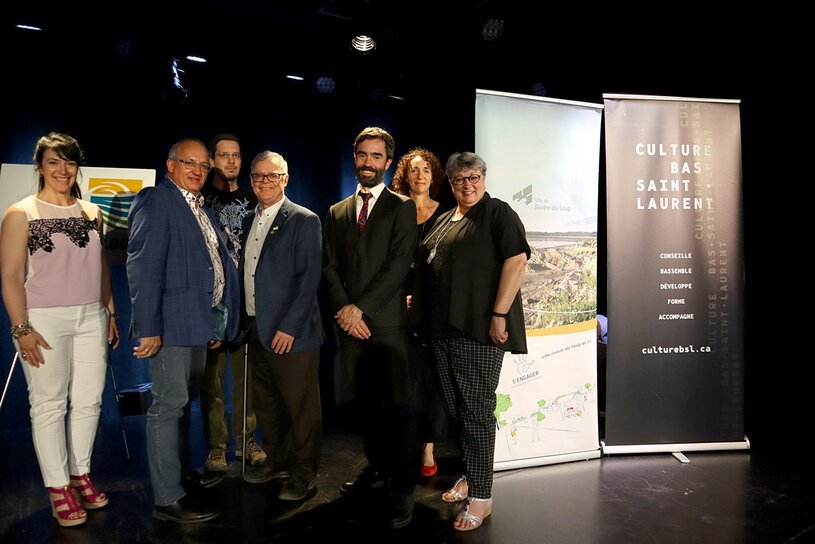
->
[323,127,418,529]
[238,151,324,502]
[127,138,240,523]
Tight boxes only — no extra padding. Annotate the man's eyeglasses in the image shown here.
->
[175,159,212,174]
[251,172,287,184]
[451,173,482,186]
[214,152,242,160]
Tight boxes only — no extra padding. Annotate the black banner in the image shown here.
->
[603,95,745,447]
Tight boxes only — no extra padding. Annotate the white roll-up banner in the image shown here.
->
[476,90,603,469]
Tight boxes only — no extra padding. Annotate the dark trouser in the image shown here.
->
[249,327,322,481]
[431,337,504,499]
[411,337,451,443]
[340,329,418,495]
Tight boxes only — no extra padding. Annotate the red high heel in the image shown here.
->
[420,457,438,477]
[70,473,109,509]
[48,485,87,527]
[420,443,438,477]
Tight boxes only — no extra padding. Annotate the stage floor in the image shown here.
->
[1,412,813,544]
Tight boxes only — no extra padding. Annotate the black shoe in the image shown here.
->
[152,495,219,524]
[183,470,224,490]
[389,493,414,529]
[242,465,291,484]
[279,477,317,501]
[340,467,387,496]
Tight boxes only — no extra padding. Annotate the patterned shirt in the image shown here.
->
[201,184,257,267]
[175,184,224,307]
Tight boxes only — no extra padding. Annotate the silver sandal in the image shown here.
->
[441,475,468,503]
[454,497,492,532]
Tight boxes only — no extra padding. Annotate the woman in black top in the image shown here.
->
[391,147,449,477]
[412,151,529,531]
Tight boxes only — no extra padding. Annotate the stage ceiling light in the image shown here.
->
[316,76,336,93]
[482,18,504,41]
[351,35,376,53]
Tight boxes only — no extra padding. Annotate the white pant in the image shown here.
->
[17,302,108,487]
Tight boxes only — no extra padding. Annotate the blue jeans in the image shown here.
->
[146,345,207,506]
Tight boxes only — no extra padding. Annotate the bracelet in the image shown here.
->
[109,312,118,319]
[491,311,508,318]
[10,320,34,339]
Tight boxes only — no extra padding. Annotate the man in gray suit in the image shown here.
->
[239,151,324,501]
[322,127,418,528]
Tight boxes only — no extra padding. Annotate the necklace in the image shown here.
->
[426,216,459,264]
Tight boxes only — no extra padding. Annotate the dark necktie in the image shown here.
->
[358,192,373,233]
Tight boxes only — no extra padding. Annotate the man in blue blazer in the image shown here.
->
[127,138,240,524]
[238,151,324,502]
[323,127,418,528]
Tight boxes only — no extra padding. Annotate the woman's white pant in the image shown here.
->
[17,302,108,488]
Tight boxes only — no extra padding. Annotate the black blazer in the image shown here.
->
[322,187,417,333]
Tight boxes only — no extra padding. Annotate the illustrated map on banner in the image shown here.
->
[494,329,597,462]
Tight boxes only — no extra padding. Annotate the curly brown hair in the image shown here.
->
[390,147,445,198]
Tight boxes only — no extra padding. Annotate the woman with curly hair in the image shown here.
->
[391,147,450,478]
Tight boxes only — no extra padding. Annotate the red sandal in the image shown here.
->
[70,473,109,509]
[48,485,87,527]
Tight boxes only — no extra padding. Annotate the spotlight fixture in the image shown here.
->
[286,74,305,81]
[16,24,42,31]
[186,55,207,63]
[350,35,376,53]
[482,18,504,41]
[316,76,336,94]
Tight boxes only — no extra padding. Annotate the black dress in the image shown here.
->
[414,205,451,443]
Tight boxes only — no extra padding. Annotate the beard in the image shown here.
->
[217,168,238,183]
[356,166,386,188]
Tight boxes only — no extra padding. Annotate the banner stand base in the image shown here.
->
[494,448,601,472]
[600,436,750,456]
[672,452,691,463]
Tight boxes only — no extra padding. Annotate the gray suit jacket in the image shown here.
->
[240,198,324,353]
